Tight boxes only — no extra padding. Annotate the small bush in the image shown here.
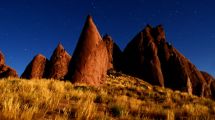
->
[109,104,123,117]
[94,95,103,103]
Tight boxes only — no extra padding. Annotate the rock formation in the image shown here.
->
[0,51,5,65]
[47,43,71,80]
[123,25,164,87]
[201,71,215,98]
[21,54,49,79]
[67,15,108,86]
[122,25,207,96]
[210,80,215,100]
[163,48,205,96]
[103,35,122,71]
[0,51,18,78]
[15,16,215,99]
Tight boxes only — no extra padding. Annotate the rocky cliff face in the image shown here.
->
[0,51,18,78]
[47,43,71,80]
[123,25,164,87]
[103,35,122,71]
[21,54,49,79]
[122,25,207,96]
[67,15,108,86]
[201,71,215,98]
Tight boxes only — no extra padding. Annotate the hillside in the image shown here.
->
[0,72,214,120]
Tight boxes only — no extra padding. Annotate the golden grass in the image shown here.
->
[0,73,214,120]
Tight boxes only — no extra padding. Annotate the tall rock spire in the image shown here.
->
[47,43,71,80]
[73,15,102,55]
[68,15,108,86]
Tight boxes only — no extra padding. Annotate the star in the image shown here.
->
[193,9,199,15]
[91,0,96,9]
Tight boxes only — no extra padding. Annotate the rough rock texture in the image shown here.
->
[123,25,164,87]
[201,71,215,99]
[103,35,122,71]
[0,51,5,65]
[163,48,205,96]
[123,25,207,96]
[0,51,18,78]
[21,54,49,79]
[68,15,108,86]
[210,80,215,100]
[0,65,18,78]
[47,43,71,80]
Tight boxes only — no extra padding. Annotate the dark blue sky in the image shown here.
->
[0,0,214,76]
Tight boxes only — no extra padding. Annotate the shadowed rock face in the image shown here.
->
[201,71,215,99]
[123,25,206,96]
[210,80,215,100]
[0,65,18,78]
[68,15,108,86]
[123,25,164,87]
[0,51,18,78]
[21,54,49,79]
[103,35,122,71]
[48,43,71,80]
[164,48,205,96]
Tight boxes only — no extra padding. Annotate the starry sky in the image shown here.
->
[0,0,214,76]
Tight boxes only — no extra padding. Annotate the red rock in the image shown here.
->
[0,65,18,78]
[201,71,214,98]
[123,25,208,96]
[68,15,108,86]
[0,51,18,78]
[153,25,166,44]
[0,51,5,65]
[165,48,205,96]
[47,43,71,80]
[21,54,49,79]
[123,25,164,87]
[103,35,122,71]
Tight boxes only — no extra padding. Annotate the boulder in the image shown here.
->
[21,54,49,79]
[0,51,18,78]
[0,65,18,78]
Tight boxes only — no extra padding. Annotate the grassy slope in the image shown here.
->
[0,72,215,120]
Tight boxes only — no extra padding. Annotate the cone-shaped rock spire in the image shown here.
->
[47,43,71,80]
[68,15,108,86]
[21,54,49,79]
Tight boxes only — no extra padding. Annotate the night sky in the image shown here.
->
[0,0,214,76]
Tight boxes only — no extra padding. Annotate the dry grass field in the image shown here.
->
[0,72,215,120]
